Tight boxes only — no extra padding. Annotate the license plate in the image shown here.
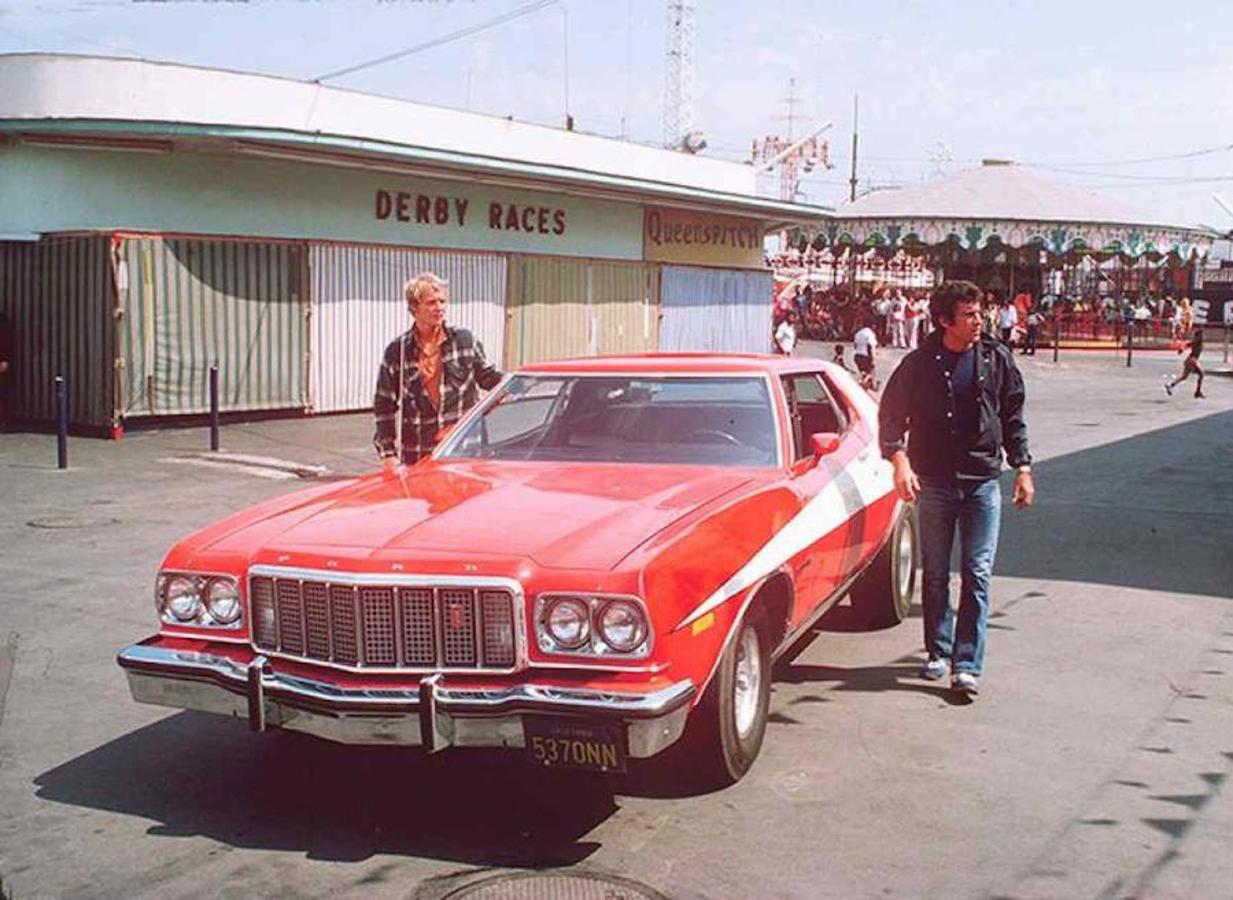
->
[523,716,627,773]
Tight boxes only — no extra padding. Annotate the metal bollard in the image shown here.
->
[1052,314,1060,363]
[209,362,220,452]
[1126,320,1133,368]
[55,375,68,470]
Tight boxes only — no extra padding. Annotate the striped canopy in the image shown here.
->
[820,161,1213,260]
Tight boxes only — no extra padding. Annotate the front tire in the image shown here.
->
[683,608,771,789]
[849,510,917,628]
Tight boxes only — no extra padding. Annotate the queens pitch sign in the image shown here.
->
[643,207,765,268]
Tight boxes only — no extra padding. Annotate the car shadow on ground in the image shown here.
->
[34,712,617,866]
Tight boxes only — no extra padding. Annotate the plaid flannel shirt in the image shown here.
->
[373,326,502,464]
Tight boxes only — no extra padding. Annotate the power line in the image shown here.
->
[314,0,558,82]
[1064,175,1233,188]
[1022,142,1233,168]
[1025,164,1211,183]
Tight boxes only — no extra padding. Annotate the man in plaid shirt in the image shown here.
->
[373,272,503,468]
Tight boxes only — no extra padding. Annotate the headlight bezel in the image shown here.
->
[155,571,245,630]
[534,592,652,659]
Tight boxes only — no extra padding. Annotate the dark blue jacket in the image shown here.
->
[878,331,1031,480]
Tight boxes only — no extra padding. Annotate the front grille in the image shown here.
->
[249,573,518,670]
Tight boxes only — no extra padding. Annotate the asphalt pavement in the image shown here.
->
[0,345,1230,900]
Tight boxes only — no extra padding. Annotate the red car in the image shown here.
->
[118,354,916,787]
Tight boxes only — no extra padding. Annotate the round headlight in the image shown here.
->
[597,599,648,652]
[164,575,202,622]
[545,597,591,650]
[205,577,241,625]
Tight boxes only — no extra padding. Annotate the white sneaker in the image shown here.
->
[921,657,949,681]
[1162,377,1173,397]
[951,672,980,695]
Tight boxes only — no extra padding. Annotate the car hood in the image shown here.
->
[215,460,755,571]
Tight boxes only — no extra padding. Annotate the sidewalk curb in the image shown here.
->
[180,451,330,479]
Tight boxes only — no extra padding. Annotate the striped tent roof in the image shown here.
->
[822,160,1212,258]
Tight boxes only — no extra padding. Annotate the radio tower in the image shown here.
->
[663,0,696,148]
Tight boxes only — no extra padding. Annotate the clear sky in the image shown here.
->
[2,0,1231,230]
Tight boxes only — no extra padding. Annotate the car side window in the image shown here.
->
[781,373,847,462]
[818,371,858,425]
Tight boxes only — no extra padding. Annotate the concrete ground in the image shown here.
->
[0,347,1230,899]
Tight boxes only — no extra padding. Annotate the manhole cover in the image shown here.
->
[26,515,120,530]
[443,872,668,900]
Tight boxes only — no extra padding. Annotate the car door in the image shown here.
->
[779,370,860,624]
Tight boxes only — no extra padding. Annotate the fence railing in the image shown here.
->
[1051,313,1177,348]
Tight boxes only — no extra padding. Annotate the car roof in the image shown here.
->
[519,353,829,376]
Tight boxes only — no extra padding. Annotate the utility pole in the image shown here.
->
[849,93,859,202]
[774,78,804,201]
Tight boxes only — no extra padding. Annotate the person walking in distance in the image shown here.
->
[996,298,1018,347]
[889,290,908,349]
[879,280,1035,697]
[1164,326,1206,399]
[1022,308,1041,356]
[373,272,502,468]
[774,311,798,356]
[852,319,879,390]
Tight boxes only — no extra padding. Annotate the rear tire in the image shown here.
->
[849,510,917,628]
[680,608,771,790]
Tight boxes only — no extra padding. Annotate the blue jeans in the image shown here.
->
[916,478,1002,675]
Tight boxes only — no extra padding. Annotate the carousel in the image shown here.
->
[811,159,1212,296]
[774,158,1216,346]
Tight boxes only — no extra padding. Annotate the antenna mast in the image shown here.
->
[663,0,696,147]
[752,80,832,203]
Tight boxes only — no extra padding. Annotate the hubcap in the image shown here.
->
[896,522,914,601]
[733,626,762,738]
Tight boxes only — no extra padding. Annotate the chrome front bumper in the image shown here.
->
[117,642,695,759]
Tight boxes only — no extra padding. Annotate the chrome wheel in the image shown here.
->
[733,626,762,738]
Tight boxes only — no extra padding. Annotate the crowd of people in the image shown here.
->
[771,283,934,350]
[772,280,1202,359]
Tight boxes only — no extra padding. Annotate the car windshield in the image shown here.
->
[440,375,778,467]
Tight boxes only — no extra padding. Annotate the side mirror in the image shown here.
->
[810,432,842,458]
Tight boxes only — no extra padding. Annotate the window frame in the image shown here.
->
[780,370,850,463]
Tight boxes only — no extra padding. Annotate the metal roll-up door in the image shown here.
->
[506,256,655,366]
[117,236,308,417]
[659,266,774,354]
[0,235,114,428]
[308,244,507,414]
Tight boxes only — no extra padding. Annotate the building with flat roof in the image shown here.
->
[0,53,830,432]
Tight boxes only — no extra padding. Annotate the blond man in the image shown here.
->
[373,272,502,466]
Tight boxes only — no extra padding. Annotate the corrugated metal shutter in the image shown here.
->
[659,266,774,354]
[0,236,114,427]
[308,244,507,413]
[117,236,308,416]
[506,256,656,366]
[592,261,658,356]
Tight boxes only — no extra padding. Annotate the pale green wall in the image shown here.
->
[0,144,645,259]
